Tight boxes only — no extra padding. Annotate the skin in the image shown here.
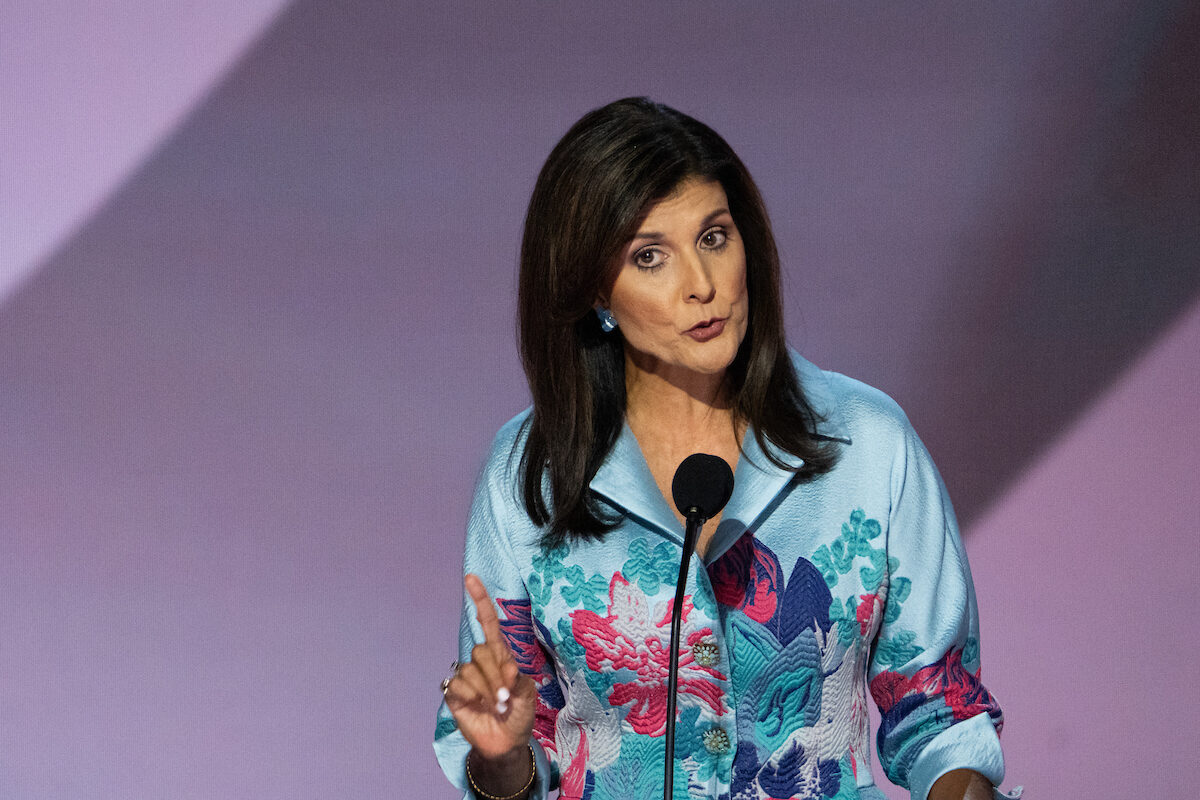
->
[442,574,539,796]
[602,177,749,556]
[604,177,749,400]
[930,769,995,800]
[447,177,993,799]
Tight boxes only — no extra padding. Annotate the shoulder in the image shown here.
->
[492,407,533,456]
[466,408,543,545]
[789,349,916,448]
[788,352,951,518]
[478,407,533,487]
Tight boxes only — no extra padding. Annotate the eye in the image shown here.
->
[699,227,728,249]
[632,247,667,270]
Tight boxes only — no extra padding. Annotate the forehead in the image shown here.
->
[637,178,729,230]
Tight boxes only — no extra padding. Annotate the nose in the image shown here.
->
[682,251,716,304]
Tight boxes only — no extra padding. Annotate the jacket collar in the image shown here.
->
[588,353,851,557]
[589,423,686,545]
[794,353,850,443]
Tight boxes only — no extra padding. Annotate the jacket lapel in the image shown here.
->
[589,424,685,544]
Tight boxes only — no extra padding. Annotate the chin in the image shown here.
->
[690,347,741,375]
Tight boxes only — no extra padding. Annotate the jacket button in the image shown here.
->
[702,727,730,754]
[692,641,720,667]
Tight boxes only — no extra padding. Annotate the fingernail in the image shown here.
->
[497,687,511,703]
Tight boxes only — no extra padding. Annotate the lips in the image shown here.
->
[685,317,727,342]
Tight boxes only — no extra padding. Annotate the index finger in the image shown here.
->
[464,573,507,650]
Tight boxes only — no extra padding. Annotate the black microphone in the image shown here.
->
[664,454,734,800]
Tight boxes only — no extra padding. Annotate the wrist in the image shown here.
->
[470,742,529,767]
[466,743,536,800]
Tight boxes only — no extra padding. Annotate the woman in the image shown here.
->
[434,98,1013,800]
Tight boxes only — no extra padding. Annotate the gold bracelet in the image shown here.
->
[465,744,536,800]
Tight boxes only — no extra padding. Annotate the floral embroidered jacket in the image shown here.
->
[434,354,1007,800]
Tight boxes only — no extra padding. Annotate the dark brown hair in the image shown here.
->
[518,97,837,547]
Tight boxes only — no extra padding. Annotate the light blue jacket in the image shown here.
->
[435,354,1009,800]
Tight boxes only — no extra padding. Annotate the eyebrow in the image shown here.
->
[629,207,733,243]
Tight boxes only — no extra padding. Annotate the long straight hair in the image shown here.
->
[518,98,837,548]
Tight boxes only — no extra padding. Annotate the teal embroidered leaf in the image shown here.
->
[963,636,980,666]
[859,515,882,541]
[434,715,457,740]
[674,706,704,758]
[812,545,839,587]
[621,538,678,595]
[531,543,569,581]
[585,669,612,702]
[560,567,608,612]
[873,629,924,668]
[729,615,781,697]
[691,573,718,617]
[859,549,888,592]
[829,597,858,646]
[829,537,854,573]
[527,572,552,608]
[557,618,586,663]
[596,734,689,800]
[827,756,861,800]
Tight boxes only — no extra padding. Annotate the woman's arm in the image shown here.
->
[433,419,563,799]
[443,575,539,796]
[866,410,1008,798]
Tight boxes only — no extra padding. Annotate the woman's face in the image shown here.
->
[602,178,749,391]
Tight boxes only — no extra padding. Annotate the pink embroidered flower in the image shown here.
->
[931,649,1000,722]
[870,647,1000,722]
[570,574,726,735]
[558,723,590,799]
[869,670,910,714]
[856,593,882,636]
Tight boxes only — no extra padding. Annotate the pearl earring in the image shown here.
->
[596,306,617,332]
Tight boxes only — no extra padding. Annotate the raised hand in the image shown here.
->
[443,574,538,762]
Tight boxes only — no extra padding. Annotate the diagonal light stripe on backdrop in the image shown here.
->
[0,1,294,305]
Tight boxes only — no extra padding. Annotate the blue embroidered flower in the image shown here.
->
[757,740,842,799]
[752,632,822,752]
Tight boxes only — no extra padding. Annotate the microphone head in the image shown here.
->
[671,453,734,521]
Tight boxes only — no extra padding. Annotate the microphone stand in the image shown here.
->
[664,508,704,800]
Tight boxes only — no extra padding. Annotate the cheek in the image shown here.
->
[616,288,674,330]
[727,265,749,308]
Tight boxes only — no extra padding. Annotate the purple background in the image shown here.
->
[3,2,1198,797]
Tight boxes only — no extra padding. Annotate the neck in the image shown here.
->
[625,363,728,423]
[623,355,739,452]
